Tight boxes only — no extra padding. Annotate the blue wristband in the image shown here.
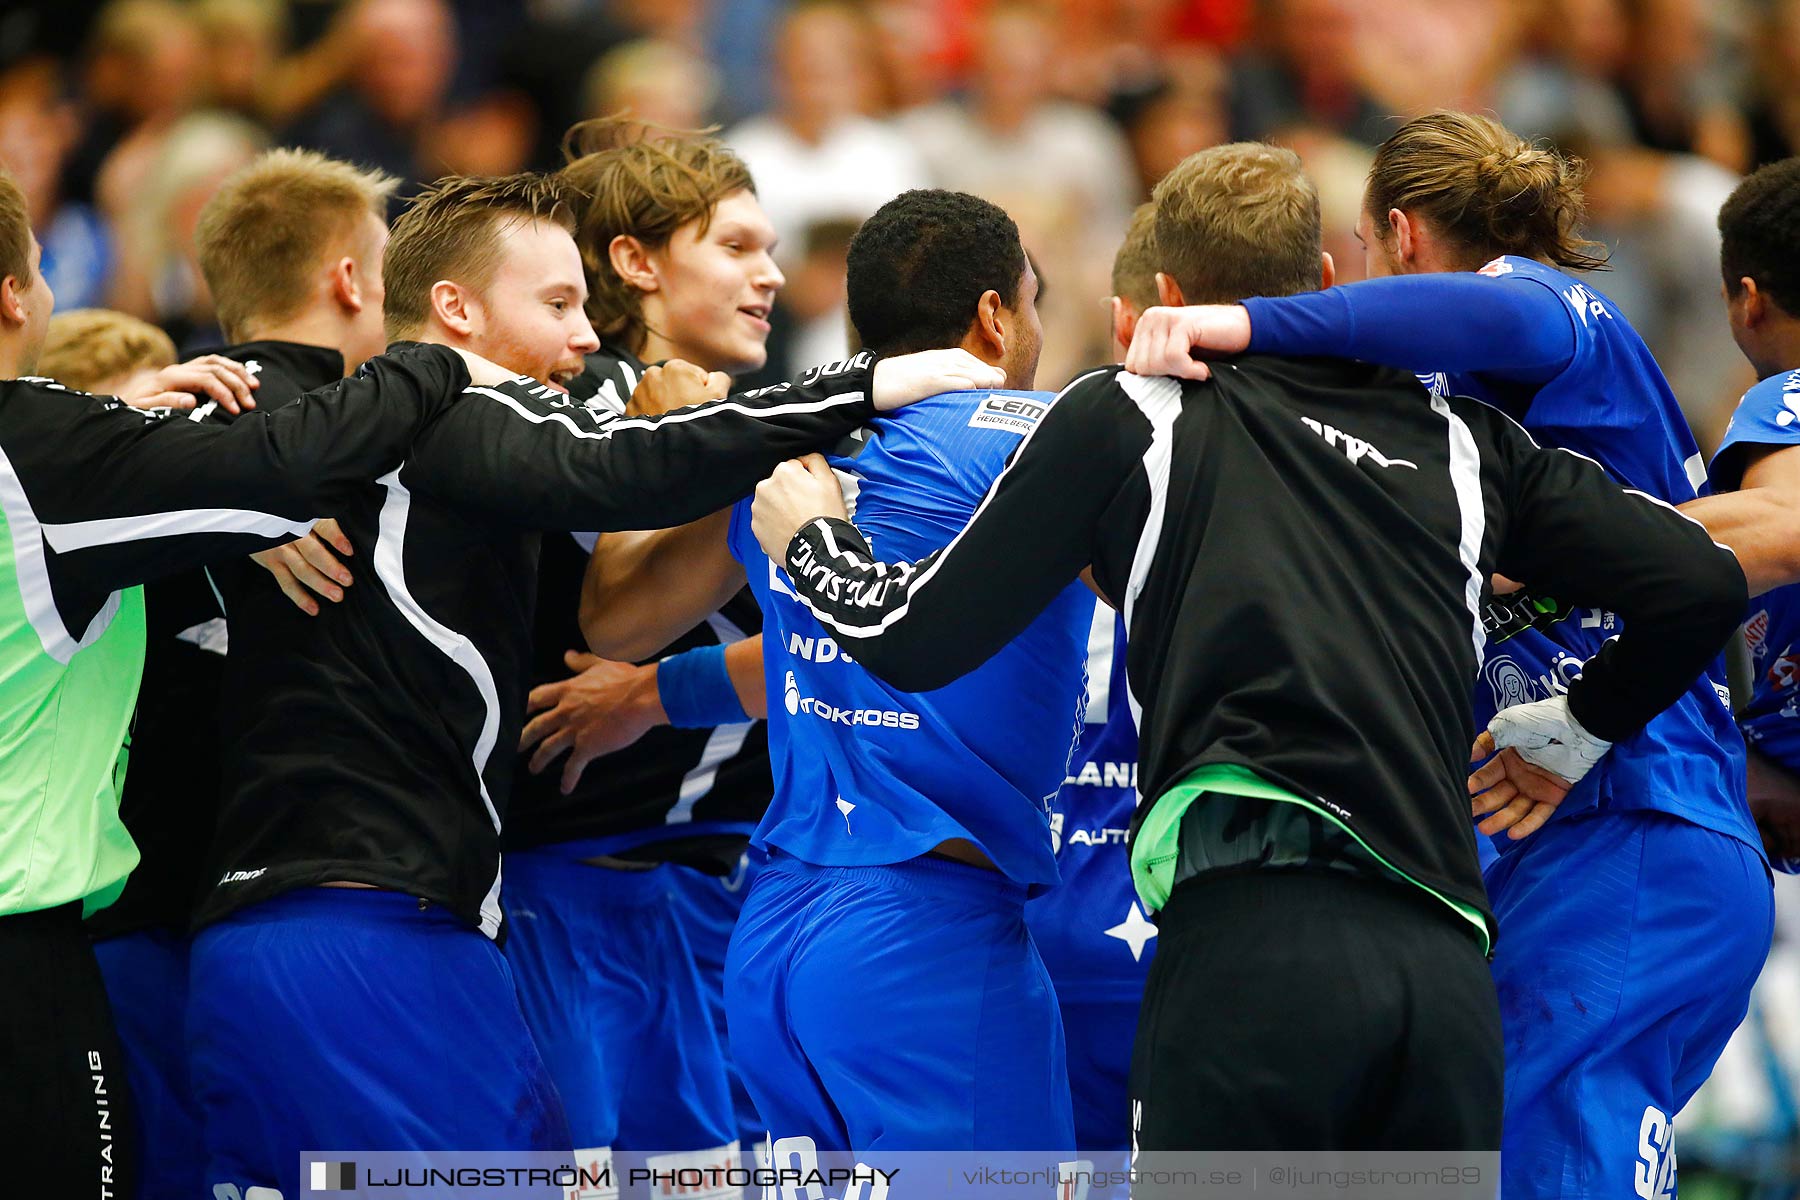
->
[657,643,749,728]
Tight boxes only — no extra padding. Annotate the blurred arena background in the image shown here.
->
[0,0,1795,1190]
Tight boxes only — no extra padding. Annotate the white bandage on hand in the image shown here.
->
[1487,695,1613,785]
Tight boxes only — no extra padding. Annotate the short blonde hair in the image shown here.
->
[195,148,395,341]
[382,172,576,341]
[1111,202,1159,310]
[0,167,29,294]
[39,309,177,392]
[1152,143,1322,305]
[558,117,755,351]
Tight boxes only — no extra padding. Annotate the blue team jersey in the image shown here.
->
[1423,256,1756,856]
[1712,370,1800,872]
[727,389,1090,887]
[1026,604,1155,998]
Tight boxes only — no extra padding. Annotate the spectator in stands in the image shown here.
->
[104,110,265,346]
[900,0,1136,382]
[1227,0,1387,145]
[581,39,718,134]
[728,0,927,257]
[283,0,456,197]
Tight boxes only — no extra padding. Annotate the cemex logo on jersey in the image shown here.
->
[783,671,920,731]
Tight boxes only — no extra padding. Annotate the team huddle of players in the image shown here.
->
[5,104,1800,1200]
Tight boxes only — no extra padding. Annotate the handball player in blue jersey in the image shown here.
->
[579,189,1088,1154]
[1128,111,1773,1198]
[1703,157,1800,875]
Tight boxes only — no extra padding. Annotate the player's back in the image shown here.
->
[1425,256,1753,854]
[729,389,1090,887]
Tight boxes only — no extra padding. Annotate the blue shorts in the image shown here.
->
[188,889,570,1199]
[503,851,735,1162]
[724,853,1074,1153]
[665,848,766,1151]
[93,928,204,1200]
[1058,996,1136,1155]
[1486,810,1773,1199]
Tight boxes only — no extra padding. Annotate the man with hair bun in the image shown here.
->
[1128,112,1771,1195]
[750,140,1753,1159]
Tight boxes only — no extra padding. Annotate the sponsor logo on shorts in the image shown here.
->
[1634,1106,1676,1199]
[968,393,1048,435]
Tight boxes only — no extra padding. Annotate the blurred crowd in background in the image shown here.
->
[3,0,1800,1187]
[8,0,1800,443]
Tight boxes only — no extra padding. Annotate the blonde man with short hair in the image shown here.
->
[69,150,396,1198]
[0,158,486,1197]
[196,147,395,367]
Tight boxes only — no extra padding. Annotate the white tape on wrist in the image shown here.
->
[1487,695,1613,784]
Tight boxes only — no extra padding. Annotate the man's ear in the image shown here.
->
[608,234,658,294]
[1388,208,1416,265]
[0,273,26,327]
[1110,296,1139,359]
[1320,250,1335,290]
[1740,276,1768,327]
[430,278,477,337]
[331,256,365,315]
[974,288,1006,359]
[1155,271,1185,307]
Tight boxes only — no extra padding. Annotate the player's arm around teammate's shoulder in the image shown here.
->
[404,347,999,534]
[751,368,1143,692]
[1682,441,1800,596]
[576,360,747,662]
